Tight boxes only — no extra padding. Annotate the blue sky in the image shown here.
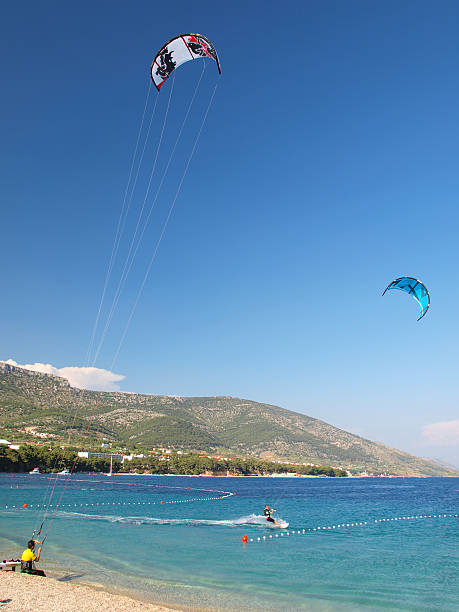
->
[1,1,458,466]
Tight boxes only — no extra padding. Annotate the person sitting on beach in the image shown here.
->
[264,504,280,526]
[21,540,46,577]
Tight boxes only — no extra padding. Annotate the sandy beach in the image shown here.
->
[0,571,180,612]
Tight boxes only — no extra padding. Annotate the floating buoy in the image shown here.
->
[160,500,164,504]
[23,504,28,508]
[242,534,248,543]
[220,496,222,499]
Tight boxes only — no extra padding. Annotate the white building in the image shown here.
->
[0,439,19,450]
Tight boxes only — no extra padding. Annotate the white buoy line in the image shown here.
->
[1,491,235,512]
[248,513,458,544]
[36,476,234,495]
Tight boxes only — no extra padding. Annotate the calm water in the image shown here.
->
[0,474,457,611]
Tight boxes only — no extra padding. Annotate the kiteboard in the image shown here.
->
[269,520,289,529]
[0,561,21,571]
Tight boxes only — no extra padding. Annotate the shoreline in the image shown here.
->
[6,471,448,478]
[0,571,185,612]
[0,533,199,612]
[0,532,230,612]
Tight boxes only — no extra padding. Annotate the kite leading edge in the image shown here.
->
[151,33,221,91]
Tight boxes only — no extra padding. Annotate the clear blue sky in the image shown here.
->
[1,1,458,466]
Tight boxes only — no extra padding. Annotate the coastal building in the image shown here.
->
[0,439,20,450]
[77,451,123,462]
[122,454,146,462]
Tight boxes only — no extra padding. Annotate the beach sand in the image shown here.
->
[0,571,180,612]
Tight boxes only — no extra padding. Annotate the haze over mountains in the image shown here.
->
[0,362,457,476]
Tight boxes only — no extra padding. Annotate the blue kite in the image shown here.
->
[382,277,430,320]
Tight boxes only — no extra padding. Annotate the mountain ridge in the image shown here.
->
[0,362,457,477]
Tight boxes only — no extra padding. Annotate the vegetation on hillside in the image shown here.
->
[0,445,345,476]
[1,363,457,477]
[0,445,120,474]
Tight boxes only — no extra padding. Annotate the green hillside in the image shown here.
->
[0,362,457,476]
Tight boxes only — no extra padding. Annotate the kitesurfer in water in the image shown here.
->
[21,540,46,576]
[264,504,280,526]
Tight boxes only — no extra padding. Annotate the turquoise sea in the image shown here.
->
[0,474,458,611]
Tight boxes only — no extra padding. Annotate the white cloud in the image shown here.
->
[422,420,459,447]
[2,359,125,392]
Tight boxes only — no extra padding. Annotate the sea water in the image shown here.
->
[0,474,457,611]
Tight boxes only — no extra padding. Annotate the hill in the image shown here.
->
[0,362,456,476]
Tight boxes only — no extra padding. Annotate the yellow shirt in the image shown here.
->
[21,549,36,562]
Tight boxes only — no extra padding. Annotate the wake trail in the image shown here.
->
[55,512,274,528]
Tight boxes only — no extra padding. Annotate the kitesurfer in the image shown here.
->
[21,540,46,577]
[264,504,280,526]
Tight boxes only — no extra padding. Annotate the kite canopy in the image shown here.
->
[150,33,221,91]
[382,277,430,320]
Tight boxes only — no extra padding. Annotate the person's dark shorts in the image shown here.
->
[266,516,275,523]
[21,562,46,577]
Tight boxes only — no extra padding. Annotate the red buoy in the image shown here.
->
[242,535,248,543]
